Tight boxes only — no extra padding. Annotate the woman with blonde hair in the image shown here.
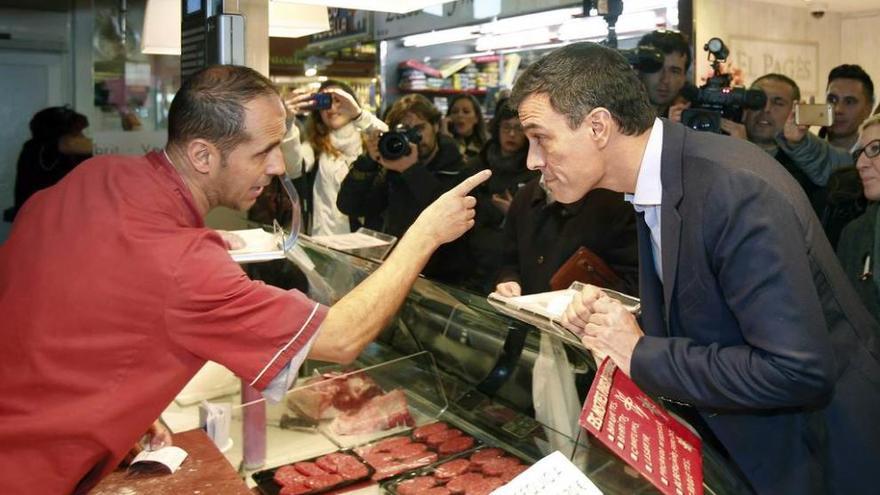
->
[282,80,387,235]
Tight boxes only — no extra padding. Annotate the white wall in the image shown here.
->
[694,0,879,101]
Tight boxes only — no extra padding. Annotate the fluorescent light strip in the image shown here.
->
[274,0,454,14]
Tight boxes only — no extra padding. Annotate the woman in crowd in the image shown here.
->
[837,114,880,318]
[467,97,538,292]
[444,94,488,160]
[11,106,92,220]
[281,80,387,235]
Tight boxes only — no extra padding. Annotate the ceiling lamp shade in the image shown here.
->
[141,0,182,55]
[274,0,453,14]
[269,2,330,38]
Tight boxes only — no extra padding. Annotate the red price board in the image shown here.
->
[580,359,703,495]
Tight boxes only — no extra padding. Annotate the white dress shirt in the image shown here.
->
[624,118,664,280]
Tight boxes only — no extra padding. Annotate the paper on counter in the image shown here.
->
[309,232,391,250]
[129,446,188,473]
[490,450,602,495]
[226,228,285,263]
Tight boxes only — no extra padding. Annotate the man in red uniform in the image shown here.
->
[0,66,489,494]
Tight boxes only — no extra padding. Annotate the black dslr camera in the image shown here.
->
[378,124,422,160]
[681,38,766,134]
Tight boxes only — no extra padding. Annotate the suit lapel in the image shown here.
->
[659,120,686,322]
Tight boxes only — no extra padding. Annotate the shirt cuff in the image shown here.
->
[261,329,319,403]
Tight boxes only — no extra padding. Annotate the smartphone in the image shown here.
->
[313,93,332,110]
[795,102,833,127]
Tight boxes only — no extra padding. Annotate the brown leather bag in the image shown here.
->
[550,246,624,291]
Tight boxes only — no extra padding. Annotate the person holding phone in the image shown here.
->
[282,80,388,236]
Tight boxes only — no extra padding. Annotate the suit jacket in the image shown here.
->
[630,120,880,494]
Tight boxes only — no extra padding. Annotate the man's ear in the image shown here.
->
[185,139,219,175]
[583,107,615,149]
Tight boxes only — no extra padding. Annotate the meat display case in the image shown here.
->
[237,236,754,494]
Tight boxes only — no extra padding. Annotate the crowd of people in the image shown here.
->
[3,26,880,495]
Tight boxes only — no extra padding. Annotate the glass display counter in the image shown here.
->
[166,236,752,494]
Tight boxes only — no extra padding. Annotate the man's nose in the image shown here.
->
[267,149,286,176]
[526,145,544,171]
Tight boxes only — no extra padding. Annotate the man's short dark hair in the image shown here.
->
[827,64,875,103]
[637,30,691,71]
[752,73,801,102]
[384,94,442,129]
[167,65,280,156]
[509,42,655,136]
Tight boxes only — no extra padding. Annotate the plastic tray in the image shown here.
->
[251,450,374,495]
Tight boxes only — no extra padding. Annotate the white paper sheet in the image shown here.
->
[310,232,391,250]
[490,450,603,495]
[129,446,188,473]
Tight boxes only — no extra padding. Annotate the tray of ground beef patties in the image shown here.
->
[386,447,531,495]
[252,451,373,495]
[354,421,480,481]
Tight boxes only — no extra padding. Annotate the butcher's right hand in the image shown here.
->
[411,170,491,248]
[284,89,316,118]
[495,281,522,297]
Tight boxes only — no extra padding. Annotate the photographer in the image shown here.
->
[337,94,473,285]
[636,30,690,118]
[281,81,388,235]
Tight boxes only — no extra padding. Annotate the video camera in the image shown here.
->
[378,124,422,161]
[680,38,766,134]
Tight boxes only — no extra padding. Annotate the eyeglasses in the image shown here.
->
[852,139,880,162]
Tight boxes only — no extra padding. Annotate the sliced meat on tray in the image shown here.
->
[424,487,453,495]
[314,452,347,473]
[293,461,327,477]
[273,465,307,486]
[329,389,414,435]
[370,435,412,453]
[438,435,475,455]
[465,476,506,495]
[279,483,311,495]
[370,451,439,480]
[412,422,449,441]
[434,458,472,479]
[499,463,528,483]
[335,455,370,480]
[396,475,439,495]
[446,473,487,494]
[469,448,504,466]
[303,473,345,490]
[480,457,521,477]
[389,442,428,460]
[426,428,463,448]
[362,451,395,466]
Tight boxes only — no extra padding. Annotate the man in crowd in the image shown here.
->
[721,73,827,215]
[636,30,690,118]
[337,93,473,285]
[0,66,489,494]
[510,42,880,494]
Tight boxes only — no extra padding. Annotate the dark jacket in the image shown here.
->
[632,119,880,494]
[337,135,472,285]
[466,142,539,292]
[836,202,880,318]
[496,178,639,296]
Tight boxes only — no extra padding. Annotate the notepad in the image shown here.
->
[226,228,286,263]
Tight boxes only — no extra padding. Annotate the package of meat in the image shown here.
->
[286,371,382,421]
[329,388,414,435]
[353,421,482,482]
[251,450,375,495]
[385,446,532,495]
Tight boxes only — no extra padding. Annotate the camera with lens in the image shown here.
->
[378,124,422,161]
[681,37,766,134]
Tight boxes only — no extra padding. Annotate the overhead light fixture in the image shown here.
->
[141,0,181,55]
[402,26,479,47]
[480,7,580,35]
[274,0,454,14]
[476,27,554,52]
[269,2,330,38]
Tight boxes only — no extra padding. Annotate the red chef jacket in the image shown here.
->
[0,151,328,494]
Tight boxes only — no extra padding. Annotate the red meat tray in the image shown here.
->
[354,421,482,481]
[385,446,532,495]
[252,450,374,495]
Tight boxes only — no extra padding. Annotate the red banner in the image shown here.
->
[580,359,703,495]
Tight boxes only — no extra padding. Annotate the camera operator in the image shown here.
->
[636,30,691,118]
[337,94,473,285]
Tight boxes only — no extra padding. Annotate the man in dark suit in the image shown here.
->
[510,42,880,494]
